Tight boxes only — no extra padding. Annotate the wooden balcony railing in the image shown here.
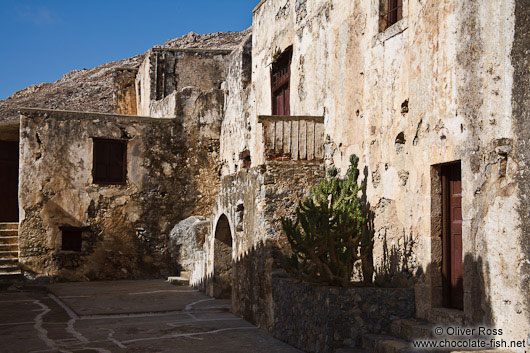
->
[258,115,325,161]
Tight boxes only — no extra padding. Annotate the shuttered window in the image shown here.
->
[92,138,127,185]
[271,47,292,116]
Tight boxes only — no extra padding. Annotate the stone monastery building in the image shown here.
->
[0,0,529,351]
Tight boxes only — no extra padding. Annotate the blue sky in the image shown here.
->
[0,0,256,100]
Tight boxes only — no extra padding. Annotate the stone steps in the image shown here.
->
[0,236,18,245]
[168,271,191,286]
[0,251,18,259]
[0,258,19,267]
[0,223,18,230]
[361,315,492,353]
[0,229,18,236]
[167,276,190,286]
[391,318,435,342]
[0,244,18,252]
[427,308,465,326]
[0,223,21,282]
[362,334,415,353]
[0,265,21,274]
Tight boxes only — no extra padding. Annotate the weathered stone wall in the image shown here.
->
[168,216,209,280]
[205,161,325,330]
[511,0,530,331]
[113,67,138,115]
[18,109,216,281]
[271,277,415,352]
[219,34,254,175]
[240,0,530,340]
[136,48,232,116]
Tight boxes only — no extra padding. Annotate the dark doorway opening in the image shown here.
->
[0,141,19,222]
[441,162,463,310]
[213,214,233,299]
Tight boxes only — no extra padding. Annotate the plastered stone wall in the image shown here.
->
[112,67,138,115]
[219,34,254,175]
[18,109,184,281]
[136,48,232,116]
[18,108,220,282]
[204,161,325,330]
[216,0,530,340]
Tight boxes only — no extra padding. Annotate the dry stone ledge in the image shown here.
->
[271,277,415,353]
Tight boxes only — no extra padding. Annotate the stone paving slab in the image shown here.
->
[47,279,228,316]
[0,280,301,353]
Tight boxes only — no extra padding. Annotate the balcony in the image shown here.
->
[258,115,325,162]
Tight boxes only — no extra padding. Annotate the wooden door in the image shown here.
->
[271,48,292,116]
[0,141,19,222]
[442,163,463,310]
[273,85,290,116]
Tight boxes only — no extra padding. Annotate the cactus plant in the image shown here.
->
[281,154,373,287]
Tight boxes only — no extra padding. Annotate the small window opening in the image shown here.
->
[61,228,83,252]
[239,150,251,169]
[381,0,403,30]
[401,99,409,114]
[271,47,292,116]
[93,138,127,185]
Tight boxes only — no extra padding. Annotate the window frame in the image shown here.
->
[92,137,128,185]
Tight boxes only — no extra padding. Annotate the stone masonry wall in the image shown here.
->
[219,34,254,175]
[113,67,138,116]
[207,161,325,330]
[136,48,232,116]
[272,277,415,352]
[18,109,212,281]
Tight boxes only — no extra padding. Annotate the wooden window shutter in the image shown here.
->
[93,138,127,185]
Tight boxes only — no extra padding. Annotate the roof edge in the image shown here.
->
[253,0,268,14]
[19,108,175,123]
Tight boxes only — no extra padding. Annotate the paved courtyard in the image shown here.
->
[0,280,301,353]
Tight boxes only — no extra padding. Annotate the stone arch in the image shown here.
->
[213,214,233,298]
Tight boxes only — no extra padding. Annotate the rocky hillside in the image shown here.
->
[162,28,251,49]
[0,29,250,122]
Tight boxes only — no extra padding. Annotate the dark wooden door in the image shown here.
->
[271,47,292,116]
[273,85,290,116]
[442,163,463,310]
[0,141,19,222]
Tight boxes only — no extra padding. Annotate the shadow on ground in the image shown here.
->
[0,279,301,353]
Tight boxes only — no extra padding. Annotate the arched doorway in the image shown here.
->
[213,214,232,299]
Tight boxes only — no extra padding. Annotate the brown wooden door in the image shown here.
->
[273,85,290,116]
[442,163,463,310]
[0,141,19,222]
[271,47,292,116]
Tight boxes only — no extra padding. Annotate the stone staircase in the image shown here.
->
[0,223,22,281]
[360,318,435,353]
[358,309,477,353]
